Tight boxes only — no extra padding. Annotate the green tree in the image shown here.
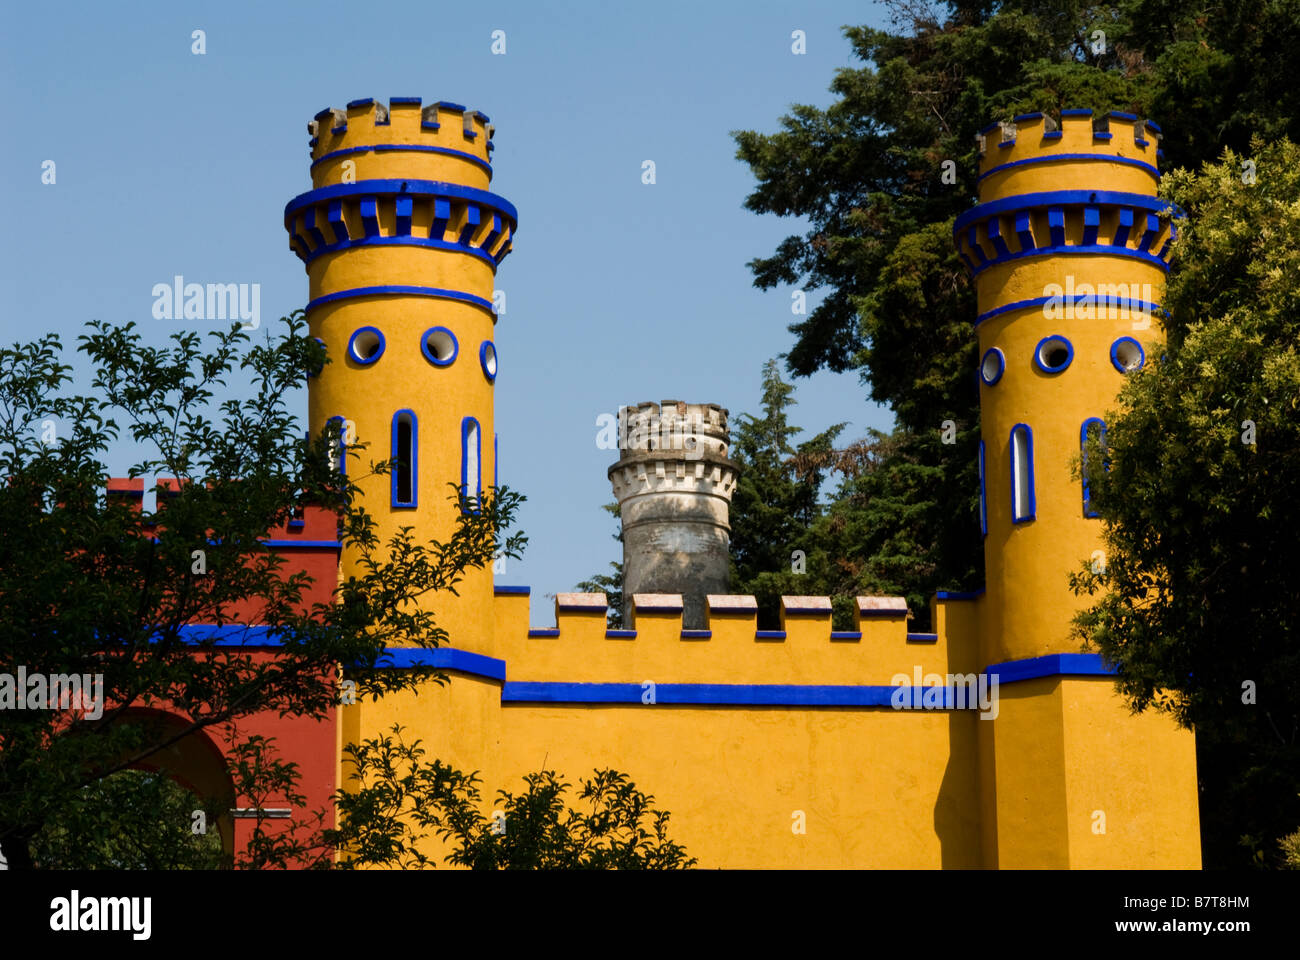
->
[1072,139,1300,868]
[324,724,695,869]
[0,315,525,869]
[575,502,624,628]
[729,360,844,628]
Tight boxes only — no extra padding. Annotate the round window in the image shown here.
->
[421,327,458,367]
[347,327,385,365]
[480,341,498,381]
[1034,335,1073,374]
[1110,337,1145,373]
[980,347,1005,386]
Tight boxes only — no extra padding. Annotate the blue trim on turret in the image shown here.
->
[311,143,493,177]
[1010,423,1035,523]
[954,190,1174,234]
[1081,417,1107,519]
[975,294,1165,328]
[285,179,516,228]
[391,409,418,509]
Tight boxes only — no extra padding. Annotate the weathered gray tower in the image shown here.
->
[607,401,740,629]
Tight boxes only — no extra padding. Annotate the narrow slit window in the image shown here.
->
[461,417,481,513]
[1080,418,1107,518]
[1010,423,1035,523]
[392,410,417,508]
[326,416,348,476]
[978,440,987,536]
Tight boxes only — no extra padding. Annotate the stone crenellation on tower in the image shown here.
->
[607,401,739,629]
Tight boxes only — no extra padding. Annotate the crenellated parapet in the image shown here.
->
[490,588,974,686]
[956,110,1179,301]
[307,97,495,188]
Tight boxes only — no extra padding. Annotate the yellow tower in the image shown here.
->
[284,97,515,651]
[955,110,1201,867]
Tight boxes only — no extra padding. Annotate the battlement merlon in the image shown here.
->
[616,401,730,456]
[306,98,496,192]
[489,588,975,685]
[975,110,1163,199]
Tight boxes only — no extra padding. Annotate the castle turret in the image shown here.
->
[608,401,739,629]
[284,98,515,652]
[955,110,1200,867]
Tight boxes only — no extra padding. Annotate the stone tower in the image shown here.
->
[607,401,739,629]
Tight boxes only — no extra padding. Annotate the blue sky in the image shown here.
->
[1,0,897,625]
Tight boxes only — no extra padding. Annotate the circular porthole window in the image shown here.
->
[421,327,458,366]
[1034,335,1073,374]
[979,347,1005,386]
[480,341,498,382]
[1110,336,1145,373]
[347,326,385,365]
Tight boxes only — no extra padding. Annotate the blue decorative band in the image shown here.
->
[907,633,939,643]
[974,293,1165,328]
[681,630,712,639]
[371,646,506,681]
[830,631,863,640]
[978,153,1159,184]
[494,585,531,595]
[606,629,637,639]
[260,539,342,549]
[285,179,516,224]
[305,284,495,317]
[985,653,1115,683]
[311,143,492,177]
[936,589,985,600]
[528,629,560,638]
[955,190,1177,234]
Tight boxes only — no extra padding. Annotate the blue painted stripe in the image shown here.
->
[963,241,1171,283]
[305,284,495,316]
[907,633,939,643]
[528,629,560,638]
[311,143,492,177]
[494,585,531,595]
[830,631,862,641]
[260,539,342,549]
[372,646,506,681]
[681,630,712,639]
[985,653,1114,683]
[606,629,637,639]
[974,293,1165,328]
[501,682,911,707]
[755,630,787,640]
[936,589,985,600]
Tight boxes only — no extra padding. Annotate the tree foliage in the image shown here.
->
[326,725,695,870]
[0,315,524,869]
